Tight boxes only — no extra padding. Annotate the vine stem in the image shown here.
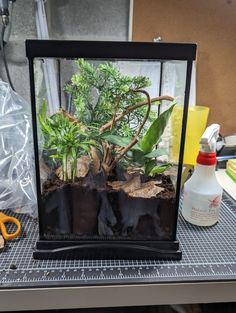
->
[106,89,152,173]
[99,95,174,134]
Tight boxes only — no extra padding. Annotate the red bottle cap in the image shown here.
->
[197,151,216,166]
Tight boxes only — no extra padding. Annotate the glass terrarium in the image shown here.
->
[26,40,196,259]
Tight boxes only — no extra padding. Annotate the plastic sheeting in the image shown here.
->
[0,81,37,217]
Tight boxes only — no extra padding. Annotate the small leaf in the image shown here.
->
[140,103,176,153]
[81,140,98,146]
[144,159,157,175]
[101,133,142,151]
[50,154,63,159]
[101,133,131,147]
[78,143,90,152]
[38,115,51,135]
[71,148,77,160]
[144,148,167,159]
[149,163,172,176]
[132,150,146,165]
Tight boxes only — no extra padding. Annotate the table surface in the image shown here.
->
[216,169,236,199]
[0,192,235,311]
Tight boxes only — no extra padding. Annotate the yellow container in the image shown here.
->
[171,105,209,166]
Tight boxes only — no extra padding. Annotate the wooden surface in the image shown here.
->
[132,0,236,135]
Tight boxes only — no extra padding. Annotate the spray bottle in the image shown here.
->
[182,124,223,226]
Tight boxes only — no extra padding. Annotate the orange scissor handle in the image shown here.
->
[0,212,21,240]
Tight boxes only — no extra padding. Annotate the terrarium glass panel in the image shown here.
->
[35,57,187,241]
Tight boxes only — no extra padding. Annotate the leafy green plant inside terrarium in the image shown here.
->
[39,58,176,184]
[64,59,154,136]
[39,99,99,181]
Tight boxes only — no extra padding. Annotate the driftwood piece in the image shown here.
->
[109,175,141,193]
[77,156,90,177]
[90,147,101,174]
[109,175,163,199]
[56,156,90,180]
[60,108,80,124]
[129,181,164,198]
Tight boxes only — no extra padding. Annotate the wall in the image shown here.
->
[132,0,236,135]
[0,0,36,101]
[47,0,129,41]
[0,0,130,102]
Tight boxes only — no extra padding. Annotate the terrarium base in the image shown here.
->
[33,240,182,260]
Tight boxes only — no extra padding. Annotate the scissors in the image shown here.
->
[0,212,21,240]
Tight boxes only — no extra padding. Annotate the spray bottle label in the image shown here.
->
[182,189,222,226]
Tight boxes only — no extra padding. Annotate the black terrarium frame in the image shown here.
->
[26,40,196,260]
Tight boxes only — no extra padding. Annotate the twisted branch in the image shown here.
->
[106,89,152,173]
[99,95,174,133]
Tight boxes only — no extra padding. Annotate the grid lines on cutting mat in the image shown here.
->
[0,192,235,272]
[0,194,235,287]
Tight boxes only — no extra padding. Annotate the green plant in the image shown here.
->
[64,59,153,136]
[102,103,176,175]
[40,59,175,181]
[38,106,92,181]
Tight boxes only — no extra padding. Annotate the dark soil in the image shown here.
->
[41,171,176,240]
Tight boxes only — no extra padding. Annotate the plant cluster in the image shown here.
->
[64,59,154,137]
[39,59,175,181]
[39,101,93,181]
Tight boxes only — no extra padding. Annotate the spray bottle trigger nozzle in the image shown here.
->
[200,123,220,153]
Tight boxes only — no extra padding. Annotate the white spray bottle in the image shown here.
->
[182,124,223,226]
